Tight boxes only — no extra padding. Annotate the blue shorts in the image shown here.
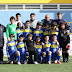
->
[10,51,17,62]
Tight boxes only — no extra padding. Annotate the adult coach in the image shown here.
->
[41,14,53,28]
[0,24,6,64]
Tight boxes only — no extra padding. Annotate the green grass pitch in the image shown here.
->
[0,56,72,72]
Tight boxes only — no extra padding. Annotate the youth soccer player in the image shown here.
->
[6,34,21,65]
[50,34,61,64]
[6,16,17,41]
[34,36,43,63]
[33,22,43,40]
[24,20,33,40]
[16,22,24,40]
[16,35,27,64]
[49,22,59,41]
[42,35,51,64]
[43,23,51,39]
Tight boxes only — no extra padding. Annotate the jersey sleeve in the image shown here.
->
[6,24,9,38]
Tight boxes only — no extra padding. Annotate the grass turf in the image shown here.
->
[0,58,72,72]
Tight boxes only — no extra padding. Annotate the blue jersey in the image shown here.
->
[6,40,17,55]
[50,41,60,53]
[24,27,33,40]
[33,28,43,40]
[43,28,51,38]
[43,41,51,52]
[51,30,59,41]
[35,43,42,53]
[17,42,26,53]
[16,27,24,40]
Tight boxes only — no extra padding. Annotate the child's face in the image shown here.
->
[18,23,21,28]
[10,35,15,41]
[36,38,41,42]
[30,15,35,21]
[61,24,65,29]
[28,36,32,40]
[53,36,57,41]
[26,22,30,27]
[10,19,15,24]
[46,25,49,29]
[19,37,24,42]
[37,25,42,29]
[16,15,21,20]
[45,36,49,41]
[57,14,62,20]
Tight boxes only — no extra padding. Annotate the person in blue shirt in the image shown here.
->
[50,34,61,64]
[16,22,24,40]
[43,23,51,39]
[24,20,33,40]
[6,34,21,65]
[50,22,59,41]
[16,35,28,64]
[34,36,43,63]
[33,22,43,40]
[42,35,52,64]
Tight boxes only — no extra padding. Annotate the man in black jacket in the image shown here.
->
[25,34,38,64]
[0,24,6,64]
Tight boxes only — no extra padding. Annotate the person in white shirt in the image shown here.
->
[14,13,24,27]
[30,13,38,28]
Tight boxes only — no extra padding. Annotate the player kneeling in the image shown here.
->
[42,35,52,64]
[16,35,28,64]
[6,34,21,65]
[50,34,61,64]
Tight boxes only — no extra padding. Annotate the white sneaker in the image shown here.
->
[34,61,38,64]
[24,60,27,64]
[17,62,21,65]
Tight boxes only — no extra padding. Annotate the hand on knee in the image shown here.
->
[16,51,20,56]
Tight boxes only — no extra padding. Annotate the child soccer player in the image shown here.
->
[50,34,61,64]
[26,34,38,64]
[50,22,59,41]
[16,22,24,40]
[6,16,17,41]
[6,34,21,65]
[24,20,33,40]
[43,23,51,39]
[16,35,27,64]
[34,36,43,63]
[42,35,52,64]
[59,22,70,62]
[33,22,43,40]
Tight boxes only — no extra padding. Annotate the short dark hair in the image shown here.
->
[17,22,21,26]
[19,34,24,38]
[10,16,15,21]
[37,22,43,26]
[26,20,30,23]
[45,23,49,27]
[57,12,62,15]
[53,34,57,37]
[16,13,21,17]
[52,22,57,26]
[27,34,33,38]
[30,13,35,16]
[36,36,41,39]
[10,34,15,37]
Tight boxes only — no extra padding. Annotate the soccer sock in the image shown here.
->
[47,54,51,61]
[66,52,69,61]
[37,53,41,62]
[62,52,65,62]
[17,55,20,62]
[57,54,61,61]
